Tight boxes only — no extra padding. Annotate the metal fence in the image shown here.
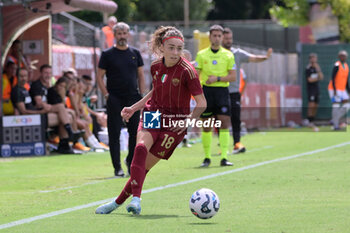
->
[236,45,298,86]
[51,12,104,107]
[128,20,299,53]
[50,15,300,109]
[124,25,298,88]
[52,12,97,47]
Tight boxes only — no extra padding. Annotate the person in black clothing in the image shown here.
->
[97,22,146,177]
[29,64,76,154]
[11,70,74,153]
[47,77,69,105]
[305,53,323,126]
[11,69,50,114]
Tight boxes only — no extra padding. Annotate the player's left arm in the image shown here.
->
[191,93,207,119]
[172,93,207,135]
[137,66,146,96]
[248,48,273,62]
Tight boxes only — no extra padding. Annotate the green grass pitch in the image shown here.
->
[1,127,350,233]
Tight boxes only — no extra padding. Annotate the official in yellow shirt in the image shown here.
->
[194,25,236,167]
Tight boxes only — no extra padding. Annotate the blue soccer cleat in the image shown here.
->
[95,201,119,214]
[126,197,141,215]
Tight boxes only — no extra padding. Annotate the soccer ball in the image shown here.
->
[189,188,220,219]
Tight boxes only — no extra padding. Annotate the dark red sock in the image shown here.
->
[115,169,149,205]
[130,143,148,198]
[115,178,132,205]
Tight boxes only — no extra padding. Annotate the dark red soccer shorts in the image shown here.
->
[137,121,186,160]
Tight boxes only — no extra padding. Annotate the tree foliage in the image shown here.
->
[71,11,102,24]
[318,0,350,42]
[269,0,309,27]
[134,0,212,21]
[207,0,274,20]
[72,0,212,23]
[71,0,136,23]
[270,0,350,42]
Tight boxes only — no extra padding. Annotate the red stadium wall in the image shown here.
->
[52,44,100,82]
[20,19,50,80]
[241,83,302,129]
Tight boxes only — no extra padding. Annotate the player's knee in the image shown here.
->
[134,143,148,155]
[220,118,231,129]
[202,127,212,132]
[131,143,148,166]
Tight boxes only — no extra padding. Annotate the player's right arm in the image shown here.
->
[121,89,153,122]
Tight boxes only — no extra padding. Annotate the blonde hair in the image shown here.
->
[150,26,184,57]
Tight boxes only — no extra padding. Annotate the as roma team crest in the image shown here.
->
[154,71,159,80]
[172,78,180,86]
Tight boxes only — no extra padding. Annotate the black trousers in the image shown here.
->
[107,94,140,172]
[230,92,241,145]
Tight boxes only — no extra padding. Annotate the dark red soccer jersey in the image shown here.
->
[146,57,203,115]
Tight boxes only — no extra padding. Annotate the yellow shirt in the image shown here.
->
[2,74,14,115]
[195,46,235,87]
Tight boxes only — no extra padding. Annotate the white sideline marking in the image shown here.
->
[213,145,273,156]
[37,146,274,194]
[38,181,103,193]
[245,145,273,153]
[39,146,275,193]
[1,141,349,230]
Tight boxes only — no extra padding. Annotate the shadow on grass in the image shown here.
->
[134,214,184,220]
[113,213,189,220]
[91,176,126,180]
[188,222,218,225]
[192,165,230,169]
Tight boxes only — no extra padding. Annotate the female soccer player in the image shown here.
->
[95,26,207,215]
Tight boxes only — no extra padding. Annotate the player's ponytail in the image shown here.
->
[150,26,184,57]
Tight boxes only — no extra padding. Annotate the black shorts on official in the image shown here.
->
[308,90,319,104]
[201,86,231,118]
